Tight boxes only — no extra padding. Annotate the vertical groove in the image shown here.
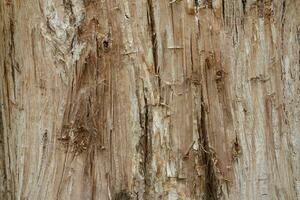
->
[241,0,247,14]
[0,106,8,199]
[147,0,161,103]
[198,67,224,199]
[9,7,16,99]
[142,89,150,199]
[147,0,158,74]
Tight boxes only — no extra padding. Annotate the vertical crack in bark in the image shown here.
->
[2,63,13,200]
[297,27,300,69]
[147,0,158,74]
[136,78,153,198]
[190,35,194,71]
[280,0,286,82]
[8,3,17,100]
[0,106,8,199]
[281,0,286,24]
[31,29,37,81]
[2,3,17,199]
[142,90,151,198]
[198,91,223,200]
[222,0,225,21]
[242,0,247,14]
[147,0,161,103]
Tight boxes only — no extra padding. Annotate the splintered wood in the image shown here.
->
[0,0,300,199]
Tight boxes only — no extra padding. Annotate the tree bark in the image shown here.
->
[0,0,299,199]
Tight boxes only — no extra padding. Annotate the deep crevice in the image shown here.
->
[147,0,158,74]
[142,86,152,199]
[242,0,247,14]
[143,3,158,194]
[198,90,222,200]
[136,78,152,198]
[147,0,162,105]
[143,90,150,188]
[222,0,225,21]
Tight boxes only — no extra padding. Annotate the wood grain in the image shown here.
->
[0,0,299,199]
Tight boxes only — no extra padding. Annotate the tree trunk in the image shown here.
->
[0,0,299,199]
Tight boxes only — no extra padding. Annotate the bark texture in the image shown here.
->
[0,0,300,199]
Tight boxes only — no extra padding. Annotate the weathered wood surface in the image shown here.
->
[0,0,299,199]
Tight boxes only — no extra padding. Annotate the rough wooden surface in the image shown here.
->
[0,0,300,199]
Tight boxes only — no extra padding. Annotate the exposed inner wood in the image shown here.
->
[0,0,300,199]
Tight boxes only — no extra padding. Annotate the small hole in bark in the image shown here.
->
[101,31,112,53]
[215,70,227,82]
[102,39,111,52]
[232,138,242,160]
[216,70,222,77]
[103,40,109,48]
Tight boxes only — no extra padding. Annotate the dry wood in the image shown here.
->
[0,0,300,199]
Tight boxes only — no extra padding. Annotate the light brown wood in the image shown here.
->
[0,0,300,199]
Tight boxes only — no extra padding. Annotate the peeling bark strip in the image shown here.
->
[1,0,300,199]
